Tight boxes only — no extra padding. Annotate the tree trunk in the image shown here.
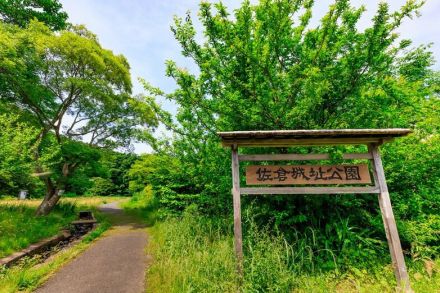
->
[35,188,62,216]
[35,162,74,216]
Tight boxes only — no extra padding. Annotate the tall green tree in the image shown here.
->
[0,0,68,30]
[0,21,158,215]
[144,0,435,217]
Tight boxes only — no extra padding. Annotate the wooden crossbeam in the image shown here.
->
[241,186,380,195]
[238,153,372,161]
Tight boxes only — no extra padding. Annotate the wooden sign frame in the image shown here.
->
[218,129,412,292]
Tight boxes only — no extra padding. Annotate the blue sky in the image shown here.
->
[59,0,440,153]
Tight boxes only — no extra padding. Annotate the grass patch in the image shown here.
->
[122,189,440,291]
[146,210,440,292]
[0,203,76,258]
[0,220,110,293]
[0,196,122,258]
[147,211,238,292]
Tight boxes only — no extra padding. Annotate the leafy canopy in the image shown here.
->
[0,0,68,30]
[0,20,158,213]
[144,0,436,217]
[0,114,37,193]
[0,20,157,150]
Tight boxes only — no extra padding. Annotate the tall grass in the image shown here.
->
[121,188,440,292]
[147,207,238,292]
[146,208,440,292]
[0,203,76,258]
[0,196,122,258]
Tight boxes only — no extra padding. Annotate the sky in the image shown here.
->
[59,0,440,154]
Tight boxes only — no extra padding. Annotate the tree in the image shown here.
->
[0,0,68,30]
[0,114,38,195]
[0,21,158,215]
[143,0,435,218]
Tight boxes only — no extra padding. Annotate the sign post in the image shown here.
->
[218,129,412,292]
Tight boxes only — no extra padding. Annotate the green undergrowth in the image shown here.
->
[122,186,157,226]
[0,196,122,259]
[121,187,440,291]
[0,202,76,258]
[0,220,110,293]
[145,208,440,293]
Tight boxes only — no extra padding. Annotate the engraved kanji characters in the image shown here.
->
[256,167,272,181]
[344,166,361,180]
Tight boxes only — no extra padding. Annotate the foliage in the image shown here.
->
[0,114,38,195]
[131,2,440,287]
[62,149,136,197]
[144,0,435,214]
[128,154,198,214]
[88,177,117,197]
[101,151,137,196]
[381,96,440,260]
[0,20,156,149]
[128,154,181,191]
[140,0,439,263]
[0,0,68,30]
[0,19,158,214]
[146,210,440,292]
[0,202,76,258]
[122,185,158,226]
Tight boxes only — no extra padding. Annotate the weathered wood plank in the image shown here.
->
[239,153,372,161]
[218,129,412,147]
[342,153,373,159]
[221,137,392,147]
[239,153,329,161]
[240,186,379,195]
[370,144,411,292]
[218,128,412,139]
[231,145,243,275]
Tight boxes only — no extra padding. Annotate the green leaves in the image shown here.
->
[1,20,158,150]
[0,0,68,30]
[144,0,433,215]
[0,19,158,212]
[0,114,37,193]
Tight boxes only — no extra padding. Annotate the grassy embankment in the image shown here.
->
[124,191,440,293]
[0,196,123,292]
[0,196,122,258]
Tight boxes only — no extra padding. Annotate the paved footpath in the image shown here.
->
[35,201,148,293]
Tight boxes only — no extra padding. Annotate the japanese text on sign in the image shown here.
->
[246,164,371,185]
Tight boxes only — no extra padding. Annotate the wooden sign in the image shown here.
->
[246,164,371,185]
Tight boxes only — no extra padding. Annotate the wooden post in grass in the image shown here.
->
[218,129,413,292]
[370,143,411,292]
[231,144,243,276]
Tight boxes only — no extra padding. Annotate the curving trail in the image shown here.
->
[35,201,148,293]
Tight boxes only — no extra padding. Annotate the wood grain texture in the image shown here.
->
[218,129,412,147]
[231,145,243,276]
[370,144,411,292]
[240,186,379,194]
[218,128,412,138]
[239,153,372,161]
[221,137,388,147]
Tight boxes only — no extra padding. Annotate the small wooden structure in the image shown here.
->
[218,129,412,292]
[71,211,97,236]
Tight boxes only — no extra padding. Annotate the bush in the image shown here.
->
[88,177,116,196]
